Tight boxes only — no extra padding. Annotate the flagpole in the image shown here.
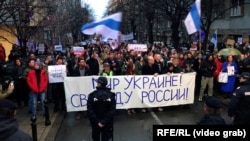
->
[199,30,201,52]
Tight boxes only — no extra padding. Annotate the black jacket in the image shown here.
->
[86,57,99,75]
[228,81,250,124]
[0,115,32,141]
[87,87,116,126]
[200,57,216,77]
[71,66,90,77]
[142,63,160,75]
[198,114,227,125]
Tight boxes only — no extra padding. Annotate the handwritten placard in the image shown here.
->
[48,65,67,83]
[127,44,148,52]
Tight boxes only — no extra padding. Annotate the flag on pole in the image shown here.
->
[81,12,122,40]
[210,30,218,48]
[184,0,201,35]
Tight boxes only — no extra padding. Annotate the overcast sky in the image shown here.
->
[82,0,109,20]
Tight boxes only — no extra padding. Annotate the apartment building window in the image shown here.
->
[230,0,244,17]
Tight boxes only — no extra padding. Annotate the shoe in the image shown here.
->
[131,109,136,114]
[141,109,146,113]
[158,107,164,112]
[198,97,202,102]
[76,114,81,120]
[127,110,132,115]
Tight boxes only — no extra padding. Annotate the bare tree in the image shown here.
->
[48,0,92,44]
[154,0,194,49]
[0,0,56,56]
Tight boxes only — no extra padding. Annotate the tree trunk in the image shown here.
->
[147,18,154,44]
[131,19,137,40]
[171,21,180,49]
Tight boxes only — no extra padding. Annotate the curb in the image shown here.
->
[40,111,65,141]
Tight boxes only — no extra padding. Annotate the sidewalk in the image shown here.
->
[15,103,65,141]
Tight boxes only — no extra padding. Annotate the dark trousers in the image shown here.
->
[91,124,113,141]
[52,83,66,111]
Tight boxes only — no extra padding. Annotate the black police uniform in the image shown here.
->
[198,96,226,125]
[87,78,116,141]
[228,73,250,125]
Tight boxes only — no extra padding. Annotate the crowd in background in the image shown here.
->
[1,40,250,119]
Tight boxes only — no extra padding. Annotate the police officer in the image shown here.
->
[87,76,116,141]
[228,72,250,125]
[198,96,227,125]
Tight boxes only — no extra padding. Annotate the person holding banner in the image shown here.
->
[52,56,67,112]
[71,57,90,119]
[86,51,100,75]
[87,76,116,141]
[142,56,161,112]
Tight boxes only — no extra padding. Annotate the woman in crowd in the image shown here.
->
[220,55,238,98]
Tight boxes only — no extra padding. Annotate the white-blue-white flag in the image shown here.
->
[81,12,122,40]
[184,0,201,35]
[210,30,217,48]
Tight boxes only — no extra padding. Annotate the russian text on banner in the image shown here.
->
[64,73,196,112]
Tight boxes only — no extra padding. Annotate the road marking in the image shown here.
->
[150,111,163,125]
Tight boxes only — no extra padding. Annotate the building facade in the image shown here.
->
[210,0,250,44]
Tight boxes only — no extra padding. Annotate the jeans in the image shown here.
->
[30,92,45,116]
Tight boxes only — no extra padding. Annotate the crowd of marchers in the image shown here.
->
[1,41,250,126]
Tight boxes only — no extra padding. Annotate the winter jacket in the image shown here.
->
[0,115,32,141]
[87,87,116,126]
[27,69,48,93]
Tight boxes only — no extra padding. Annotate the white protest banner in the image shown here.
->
[127,44,147,52]
[48,65,67,83]
[38,44,45,53]
[64,73,196,112]
[121,32,134,41]
[54,45,62,52]
[72,46,85,55]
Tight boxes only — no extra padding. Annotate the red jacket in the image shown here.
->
[27,69,48,93]
[213,58,223,80]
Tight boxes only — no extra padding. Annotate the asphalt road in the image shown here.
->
[55,97,231,141]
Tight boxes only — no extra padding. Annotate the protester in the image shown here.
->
[22,58,36,113]
[198,96,227,125]
[11,58,26,107]
[198,54,216,101]
[0,99,32,141]
[71,57,90,119]
[27,61,48,117]
[220,55,238,98]
[228,72,250,125]
[87,76,116,141]
[52,56,66,112]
